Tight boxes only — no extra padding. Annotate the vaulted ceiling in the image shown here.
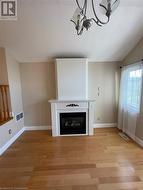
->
[0,0,143,62]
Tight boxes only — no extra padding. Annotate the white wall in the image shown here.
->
[123,37,143,64]
[88,62,120,124]
[0,48,9,85]
[20,61,120,126]
[56,59,88,100]
[20,61,56,127]
[0,49,24,149]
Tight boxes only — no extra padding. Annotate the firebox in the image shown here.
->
[60,112,86,135]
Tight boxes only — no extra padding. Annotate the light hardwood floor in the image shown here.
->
[0,128,143,190]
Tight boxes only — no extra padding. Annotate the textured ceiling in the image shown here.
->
[0,0,143,62]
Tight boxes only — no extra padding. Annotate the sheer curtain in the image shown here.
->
[118,62,143,139]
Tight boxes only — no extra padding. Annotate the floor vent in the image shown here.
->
[119,132,130,141]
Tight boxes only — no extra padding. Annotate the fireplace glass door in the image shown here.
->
[60,112,86,135]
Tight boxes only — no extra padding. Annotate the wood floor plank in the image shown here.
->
[0,128,143,190]
[98,182,143,190]
[99,176,141,184]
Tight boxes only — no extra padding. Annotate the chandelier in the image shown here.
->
[71,0,120,35]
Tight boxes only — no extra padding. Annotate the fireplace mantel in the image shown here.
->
[49,99,95,103]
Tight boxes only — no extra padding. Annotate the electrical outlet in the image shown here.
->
[8,129,12,134]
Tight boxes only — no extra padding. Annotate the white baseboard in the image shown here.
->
[93,123,117,128]
[24,126,51,131]
[126,132,135,141]
[0,127,24,156]
[0,124,142,156]
[135,136,143,147]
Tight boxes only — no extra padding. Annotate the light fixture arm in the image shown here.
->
[76,0,87,12]
[71,0,120,35]
[91,0,110,25]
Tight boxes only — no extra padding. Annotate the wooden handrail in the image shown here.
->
[0,85,12,124]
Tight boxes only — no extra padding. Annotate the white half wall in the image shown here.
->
[0,48,24,149]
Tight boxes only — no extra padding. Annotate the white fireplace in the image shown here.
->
[49,58,95,137]
[49,100,95,136]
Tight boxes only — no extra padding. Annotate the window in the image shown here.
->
[126,68,142,111]
[118,62,143,134]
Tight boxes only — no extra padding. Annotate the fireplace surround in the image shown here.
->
[49,100,95,136]
[49,58,95,136]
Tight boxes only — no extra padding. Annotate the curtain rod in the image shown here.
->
[120,59,143,69]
